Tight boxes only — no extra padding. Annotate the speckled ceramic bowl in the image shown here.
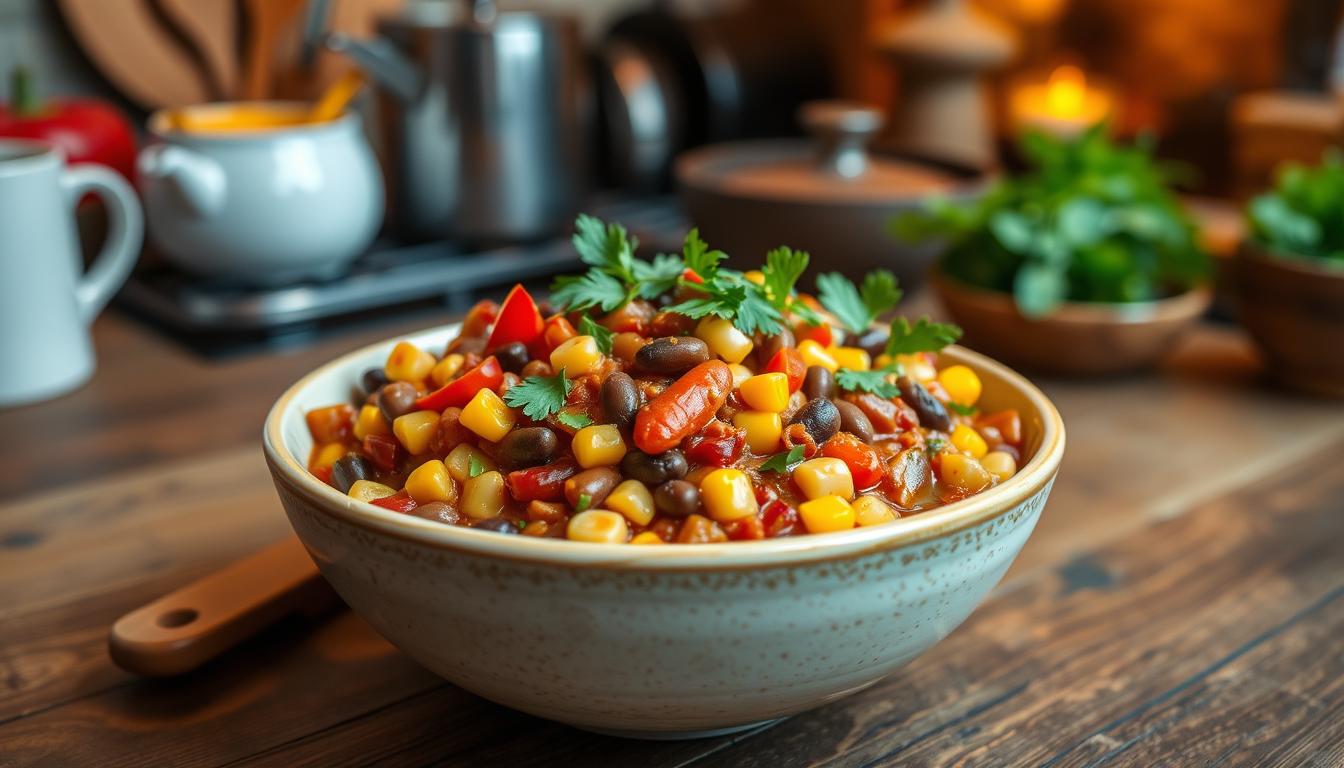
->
[263,323,1065,739]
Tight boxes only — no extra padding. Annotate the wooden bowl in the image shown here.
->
[1233,242,1344,397]
[933,270,1213,377]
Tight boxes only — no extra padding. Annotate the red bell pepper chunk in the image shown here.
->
[362,433,402,472]
[415,356,504,411]
[371,491,419,514]
[486,284,544,350]
[761,499,800,537]
[460,299,499,338]
[820,432,884,489]
[681,268,705,284]
[765,348,806,393]
[507,458,579,502]
[797,323,834,347]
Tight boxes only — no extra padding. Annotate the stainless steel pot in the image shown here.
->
[328,2,588,244]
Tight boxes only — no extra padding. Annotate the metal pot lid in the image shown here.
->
[676,101,960,205]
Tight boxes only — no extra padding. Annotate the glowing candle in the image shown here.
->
[1010,64,1115,137]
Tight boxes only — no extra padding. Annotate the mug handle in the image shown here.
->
[60,165,144,324]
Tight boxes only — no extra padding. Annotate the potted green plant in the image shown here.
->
[893,125,1212,375]
[1237,151,1344,396]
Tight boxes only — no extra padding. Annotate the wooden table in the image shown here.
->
[4,306,1344,767]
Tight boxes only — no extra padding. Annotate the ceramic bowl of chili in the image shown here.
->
[263,326,1064,739]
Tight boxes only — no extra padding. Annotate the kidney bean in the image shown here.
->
[803,366,836,400]
[897,375,951,431]
[564,467,622,509]
[654,479,700,517]
[377,382,419,422]
[497,427,558,470]
[493,341,529,373]
[833,399,875,442]
[650,310,697,337]
[789,398,840,444]
[601,372,640,429]
[755,326,795,365]
[360,367,389,396]
[507,457,577,502]
[473,517,519,534]
[633,361,732,454]
[330,454,371,493]
[620,449,688,485]
[520,360,553,378]
[635,336,710,374]
[412,501,460,525]
[362,433,401,472]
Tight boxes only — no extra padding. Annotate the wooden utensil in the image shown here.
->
[57,0,213,109]
[271,0,405,101]
[309,70,366,122]
[109,536,339,676]
[241,0,309,100]
[156,0,240,99]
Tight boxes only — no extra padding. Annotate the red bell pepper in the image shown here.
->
[542,315,577,355]
[371,491,419,514]
[507,458,578,502]
[415,356,503,411]
[0,67,136,182]
[461,299,499,338]
[486,284,544,350]
[820,432,884,489]
[797,323,834,347]
[362,433,401,472]
[765,348,806,393]
[761,499,800,537]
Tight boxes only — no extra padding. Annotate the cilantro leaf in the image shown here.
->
[575,492,593,513]
[816,270,903,334]
[762,247,809,310]
[549,270,629,313]
[681,228,724,282]
[664,275,783,336]
[572,214,638,282]
[885,316,963,355]
[835,367,901,398]
[468,454,486,478]
[946,401,977,416]
[633,253,685,299]
[502,368,573,421]
[790,298,825,327]
[759,445,807,473]
[578,314,614,355]
[556,411,593,429]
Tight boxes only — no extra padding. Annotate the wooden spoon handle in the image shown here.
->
[109,536,339,676]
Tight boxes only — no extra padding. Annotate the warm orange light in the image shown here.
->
[1045,65,1088,117]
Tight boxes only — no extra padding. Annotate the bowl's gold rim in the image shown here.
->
[264,324,1065,571]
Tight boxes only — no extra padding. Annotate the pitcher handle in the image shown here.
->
[60,165,143,324]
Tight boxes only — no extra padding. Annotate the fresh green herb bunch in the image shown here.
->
[892,124,1209,317]
[1247,149,1344,266]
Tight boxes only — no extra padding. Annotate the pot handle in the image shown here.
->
[799,101,885,179]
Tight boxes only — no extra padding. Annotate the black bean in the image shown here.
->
[494,342,529,373]
[330,454,371,493]
[898,375,951,431]
[854,326,890,357]
[601,372,640,429]
[620,449,688,486]
[790,398,840,444]
[377,382,419,422]
[802,366,836,401]
[473,517,520,534]
[360,367,389,396]
[635,336,710,374]
[755,327,795,364]
[497,427,558,470]
[412,501,460,525]
[564,467,622,509]
[654,479,700,517]
[833,399,875,442]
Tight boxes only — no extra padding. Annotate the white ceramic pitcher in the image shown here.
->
[0,140,142,407]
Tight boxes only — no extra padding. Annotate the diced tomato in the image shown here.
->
[371,491,419,514]
[306,404,355,444]
[821,432,884,489]
[977,410,1022,447]
[761,499,800,537]
[362,433,401,472]
[312,466,333,486]
[507,458,579,502]
[601,300,655,335]
[461,299,498,338]
[797,323,833,347]
[416,356,504,411]
[724,515,766,540]
[764,348,806,393]
[542,315,577,355]
[847,392,918,434]
[486,284,544,350]
[682,428,746,467]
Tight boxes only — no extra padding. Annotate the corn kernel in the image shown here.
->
[567,509,629,543]
[460,389,516,442]
[695,317,753,364]
[699,468,757,522]
[739,372,790,412]
[605,479,655,525]
[951,424,989,458]
[405,459,457,504]
[312,442,347,472]
[392,410,440,455]
[353,404,390,440]
[462,470,506,519]
[938,364,981,406]
[729,363,753,389]
[572,424,627,468]
[830,346,871,371]
[897,353,937,382]
[733,410,783,454]
[982,451,1017,482]
[445,443,497,483]
[796,339,838,371]
[792,457,855,500]
[348,479,397,503]
[385,341,436,384]
[630,531,665,545]
[430,353,466,387]
[743,269,765,285]
[798,495,855,533]
[853,495,897,527]
[938,453,992,493]
[550,335,604,378]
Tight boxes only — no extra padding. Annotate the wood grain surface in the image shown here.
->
[2,308,1343,767]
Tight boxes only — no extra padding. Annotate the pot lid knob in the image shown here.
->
[798,101,885,179]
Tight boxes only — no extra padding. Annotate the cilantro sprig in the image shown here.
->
[578,314,614,355]
[816,270,903,335]
[502,368,573,421]
[664,230,785,336]
[556,411,593,429]
[759,445,806,473]
[835,367,902,398]
[886,317,963,356]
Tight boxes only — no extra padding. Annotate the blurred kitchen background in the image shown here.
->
[1,0,1341,362]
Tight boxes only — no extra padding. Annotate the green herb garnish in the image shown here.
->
[578,314,614,355]
[946,401,977,417]
[885,317,962,356]
[468,454,486,478]
[759,445,807,473]
[575,492,593,513]
[549,216,641,311]
[503,368,573,421]
[515,519,528,530]
[835,367,901,398]
[1248,149,1344,266]
[634,253,687,298]
[555,411,593,429]
[926,437,946,455]
[761,246,809,311]
[816,270,902,334]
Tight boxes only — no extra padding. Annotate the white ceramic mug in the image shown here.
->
[0,140,142,407]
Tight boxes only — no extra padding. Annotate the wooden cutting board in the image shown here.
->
[157,0,240,99]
